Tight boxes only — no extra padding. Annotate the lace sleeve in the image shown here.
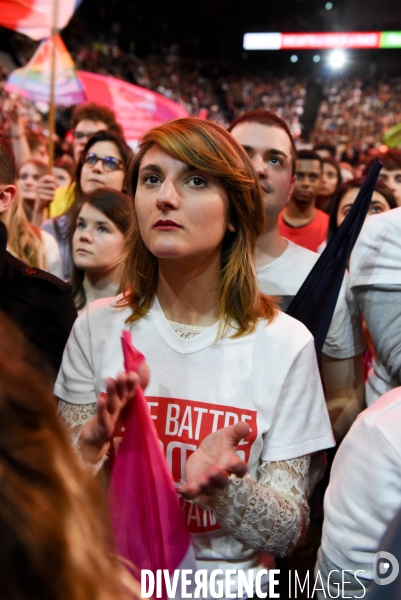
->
[58,399,97,429]
[196,455,311,557]
[58,399,108,476]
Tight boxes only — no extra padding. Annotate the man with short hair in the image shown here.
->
[279,149,328,252]
[229,107,365,591]
[0,133,77,378]
[376,149,401,206]
[69,102,124,163]
[229,110,365,441]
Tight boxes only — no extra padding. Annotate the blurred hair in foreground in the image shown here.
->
[0,311,139,600]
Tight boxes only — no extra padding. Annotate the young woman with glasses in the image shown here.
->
[56,118,334,597]
[41,131,132,279]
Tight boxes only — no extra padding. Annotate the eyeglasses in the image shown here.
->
[83,152,125,172]
[72,131,96,140]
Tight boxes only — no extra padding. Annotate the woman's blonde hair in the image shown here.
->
[0,313,139,600]
[120,117,277,336]
[2,189,47,269]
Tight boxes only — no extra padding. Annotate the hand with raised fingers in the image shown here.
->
[78,362,149,464]
[36,174,57,208]
[3,96,21,125]
[177,421,250,500]
[31,174,58,225]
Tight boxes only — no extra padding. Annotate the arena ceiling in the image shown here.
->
[64,0,398,60]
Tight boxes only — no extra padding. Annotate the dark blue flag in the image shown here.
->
[286,159,382,358]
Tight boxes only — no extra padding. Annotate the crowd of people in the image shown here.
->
[1,72,401,600]
[2,34,401,151]
[311,76,401,150]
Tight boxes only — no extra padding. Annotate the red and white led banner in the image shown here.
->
[243,31,401,50]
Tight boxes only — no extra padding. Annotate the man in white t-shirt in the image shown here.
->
[349,206,401,405]
[229,110,365,441]
[316,386,401,598]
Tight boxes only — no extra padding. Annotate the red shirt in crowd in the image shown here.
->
[278,209,329,253]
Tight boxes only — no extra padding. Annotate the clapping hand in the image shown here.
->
[177,421,250,499]
[78,364,150,464]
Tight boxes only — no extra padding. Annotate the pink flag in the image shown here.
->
[109,331,197,599]
[0,0,83,41]
[77,71,188,145]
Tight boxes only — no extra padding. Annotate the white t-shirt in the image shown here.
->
[41,229,63,279]
[257,240,365,359]
[350,207,401,288]
[321,386,401,579]
[55,294,334,580]
[350,208,401,403]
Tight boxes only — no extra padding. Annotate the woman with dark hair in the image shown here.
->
[0,312,139,600]
[327,177,397,243]
[41,131,132,280]
[56,117,334,596]
[316,157,342,213]
[71,188,132,312]
[72,130,131,202]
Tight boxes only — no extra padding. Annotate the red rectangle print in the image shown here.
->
[147,396,258,533]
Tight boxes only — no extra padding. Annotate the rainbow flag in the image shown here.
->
[6,34,86,107]
[0,0,83,40]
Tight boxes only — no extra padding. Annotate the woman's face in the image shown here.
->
[134,146,234,263]
[80,141,126,195]
[72,203,125,273]
[337,187,392,227]
[319,163,339,197]
[53,166,71,188]
[17,163,41,201]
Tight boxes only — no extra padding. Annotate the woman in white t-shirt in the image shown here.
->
[56,117,334,595]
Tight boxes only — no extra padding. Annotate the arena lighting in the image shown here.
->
[325,2,333,9]
[313,54,321,62]
[243,31,401,50]
[290,55,298,62]
[328,49,347,68]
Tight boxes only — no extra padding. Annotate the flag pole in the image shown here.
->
[47,0,59,174]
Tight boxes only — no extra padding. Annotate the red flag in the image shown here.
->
[0,0,83,41]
